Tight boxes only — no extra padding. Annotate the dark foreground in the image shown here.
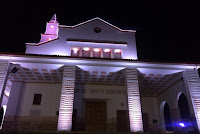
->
[0,132,196,134]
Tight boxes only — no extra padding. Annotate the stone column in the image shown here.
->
[125,68,143,132]
[57,65,76,131]
[183,69,200,132]
[0,62,10,106]
[90,48,93,57]
[79,48,82,57]
[100,48,103,58]
[111,49,114,59]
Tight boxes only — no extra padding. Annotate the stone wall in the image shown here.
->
[2,116,58,132]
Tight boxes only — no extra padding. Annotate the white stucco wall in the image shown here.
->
[74,84,128,119]
[26,19,138,60]
[141,97,159,125]
[1,95,8,107]
[16,82,61,117]
[9,81,128,119]
[6,82,22,116]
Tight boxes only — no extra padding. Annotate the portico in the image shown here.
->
[0,53,199,133]
[0,15,200,133]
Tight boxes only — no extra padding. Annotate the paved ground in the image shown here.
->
[0,131,161,134]
[0,132,178,134]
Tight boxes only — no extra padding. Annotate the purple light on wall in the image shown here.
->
[39,14,58,43]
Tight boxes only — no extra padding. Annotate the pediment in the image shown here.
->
[60,17,135,33]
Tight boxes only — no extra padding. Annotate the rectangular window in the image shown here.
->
[93,48,101,58]
[114,49,122,59]
[82,50,90,57]
[71,48,80,56]
[103,49,111,58]
[33,94,42,105]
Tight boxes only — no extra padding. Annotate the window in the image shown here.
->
[82,47,90,57]
[93,48,101,58]
[114,49,122,59]
[71,48,80,56]
[33,94,42,105]
[103,49,111,58]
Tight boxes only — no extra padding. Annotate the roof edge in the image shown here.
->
[1,53,200,66]
[25,38,59,46]
[58,17,136,33]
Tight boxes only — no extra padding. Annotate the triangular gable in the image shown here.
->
[59,17,136,32]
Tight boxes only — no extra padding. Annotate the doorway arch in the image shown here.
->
[160,101,173,132]
[0,105,7,130]
[163,102,173,131]
[178,93,191,121]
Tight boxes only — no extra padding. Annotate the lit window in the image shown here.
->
[103,49,111,58]
[33,94,42,105]
[83,47,90,51]
[50,25,54,29]
[114,49,122,59]
[71,48,80,56]
[114,49,121,53]
[94,48,100,52]
[82,47,90,57]
[93,48,101,58]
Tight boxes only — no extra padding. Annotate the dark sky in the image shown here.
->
[1,1,200,62]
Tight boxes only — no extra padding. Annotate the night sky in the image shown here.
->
[1,1,200,62]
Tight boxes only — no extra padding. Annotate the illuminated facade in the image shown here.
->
[0,14,200,133]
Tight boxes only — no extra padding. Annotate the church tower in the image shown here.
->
[39,14,59,43]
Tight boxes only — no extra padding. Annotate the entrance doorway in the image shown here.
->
[0,107,4,128]
[117,110,129,132]
[164,102,173,131]
[0,105,6,130]
[85,101,107,131]
[178,93,191,122]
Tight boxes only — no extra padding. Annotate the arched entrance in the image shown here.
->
[178,93,198,132]
[0,107,4,126]
[178,93,190,122]
[0,105,7,130]
[164,102,173,132]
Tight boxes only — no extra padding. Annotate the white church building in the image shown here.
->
[0,14,200,133]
